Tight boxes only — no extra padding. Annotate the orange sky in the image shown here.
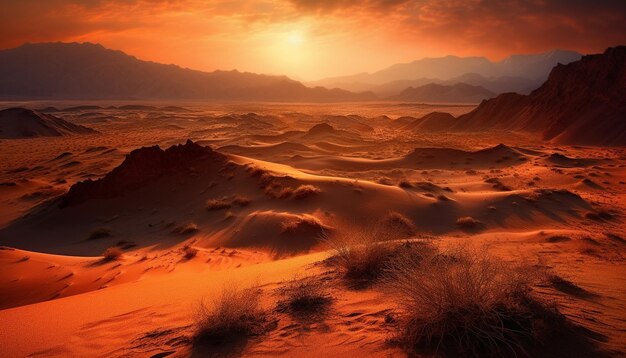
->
[1,0,625,80]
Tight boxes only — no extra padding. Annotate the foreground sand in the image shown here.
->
[1,102,625,357]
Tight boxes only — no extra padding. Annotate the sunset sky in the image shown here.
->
[1,0,625,80]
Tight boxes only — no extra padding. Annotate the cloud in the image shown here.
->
[0,0,625,79]
[287,0,626,56]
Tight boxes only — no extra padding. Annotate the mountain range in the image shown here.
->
[309,50,582,96]
[410,46,626,146]
[389,83,495,103]
[0,42,375,102]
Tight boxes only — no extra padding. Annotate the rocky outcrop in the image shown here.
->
[453,46,626,145]
[61,140,227,206]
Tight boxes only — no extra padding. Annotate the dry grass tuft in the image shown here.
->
[291,185,321,199]
[194,286,269,345]
[206,196,250,211]
[456,216,483,230]
[102,247,123,261]
[265,183,321,200]
[280,215,326,235]
[205,198,231,211]
[183,245,199,259]
[386,245,560,357]
[232,196,251,206]
[172,222,198,235]
[398,180,414,188]
[277,275,332,317]
[325,225,432,285]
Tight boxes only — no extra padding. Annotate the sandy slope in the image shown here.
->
[0,102,625,357]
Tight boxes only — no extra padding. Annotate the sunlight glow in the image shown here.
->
[287,32,304,46]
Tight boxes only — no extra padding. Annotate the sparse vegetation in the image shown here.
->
[291,185,321,199]
[194,286,269,345]
[456,216,483,230]
[206,196,250,211]
[183,245,199,259]
[325,225,432,285]
[205,198,231,211]
[277,275,332,317]
[102,247,123,261]
[398,180,413,188]
[386,245,559,357]
[266,183,321,200]
[280,215,326,235]
[172,222,198,235]
[232,196,251,206]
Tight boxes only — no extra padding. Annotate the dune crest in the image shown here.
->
[62,140,227,206]
[0,107,97,138]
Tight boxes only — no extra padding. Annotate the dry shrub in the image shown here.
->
[456,216,483,229]
[232,196,251,206]
[386,245,559,357]
[172,222,198,235]
[88,227,112,240]
[206,198,231,211]
[277,275,332,317]
[291,185,321,199]
[381,211,417,237]
[325,225,432,285]
[194,286,268,345]
[183,245,199,259]
[246,165,275,188]
[280,215,325,235]
[102,247,123,261]
[265,184,320,200]
[206,196,250,211]
[398,180,414,188]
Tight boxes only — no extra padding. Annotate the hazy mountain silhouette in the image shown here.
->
[364,74,537,97]
[309,50,582,95]
[0,42,376,102]
[450,46,626,145]
[389,83,496,103]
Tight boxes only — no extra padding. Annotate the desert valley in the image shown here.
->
[1,2,626,357]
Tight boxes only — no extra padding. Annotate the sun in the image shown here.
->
[287,32,304,46]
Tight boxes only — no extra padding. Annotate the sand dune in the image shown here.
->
[0,107,97,138]
[290,143,528,171]
[0,101,624,357]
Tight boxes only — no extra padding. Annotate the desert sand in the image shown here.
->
[0,100,624,357]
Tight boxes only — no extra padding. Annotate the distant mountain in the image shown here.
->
[367,74,537,97]
[309,50,582,95]
[445,73,539,95]
[0,42,376,102]
[389,83,496,103]
[0,107,97,139]
[451,46,626,145]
